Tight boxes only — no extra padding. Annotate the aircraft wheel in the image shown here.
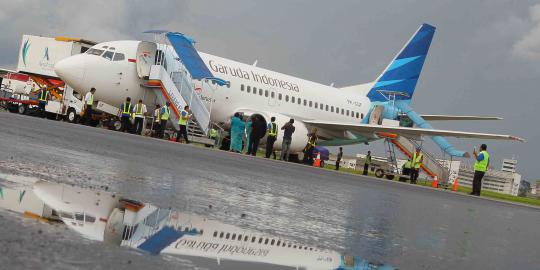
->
[375,169,384,178]
[113,120,122,131]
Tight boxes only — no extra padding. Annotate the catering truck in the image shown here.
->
[1,35,96,122]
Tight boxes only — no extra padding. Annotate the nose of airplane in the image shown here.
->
[54,55,86,88]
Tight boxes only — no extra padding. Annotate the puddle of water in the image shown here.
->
[0,174,394,270]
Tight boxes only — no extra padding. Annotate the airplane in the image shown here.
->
[18,180,393,270]
[53,23,524,156]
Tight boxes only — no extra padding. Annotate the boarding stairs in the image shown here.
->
[389,135,449,183]
[147,65,214,145]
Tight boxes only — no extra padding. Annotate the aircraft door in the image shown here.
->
[369,105,384,125]
[136,41,157,79]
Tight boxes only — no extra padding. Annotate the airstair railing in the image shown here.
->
[397,136,449,182]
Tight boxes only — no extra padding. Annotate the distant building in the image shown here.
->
[530,181,536,196]
[501,159,517,173]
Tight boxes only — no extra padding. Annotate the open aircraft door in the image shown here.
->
[136,41,157,79]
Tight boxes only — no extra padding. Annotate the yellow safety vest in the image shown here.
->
[122,102,131,116]
[154,108,161,122]
[403,160,412,169]
[38,89,48,102]
[209,128,217,138]
[308,134,317,146]
[474,151,490,172]
[365,155,372,165]
[134,104,144,116]
[178,110,188,126]
[161,106,170,120]
[268,122,278,136]
[86,93,94,105]
[412,152,423,169]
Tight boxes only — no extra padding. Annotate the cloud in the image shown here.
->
[512,4,540,60]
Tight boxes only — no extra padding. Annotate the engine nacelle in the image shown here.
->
[238,110,309,153]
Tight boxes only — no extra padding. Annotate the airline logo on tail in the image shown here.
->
[367,24,436,102]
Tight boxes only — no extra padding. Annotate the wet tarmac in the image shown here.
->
[1,112,539,269]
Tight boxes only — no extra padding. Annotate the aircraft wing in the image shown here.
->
[420,115,503,121]
[303,120,525,142]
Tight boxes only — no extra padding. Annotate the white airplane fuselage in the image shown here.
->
[55,40,373,152]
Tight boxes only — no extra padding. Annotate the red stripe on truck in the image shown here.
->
[128,59,136,63]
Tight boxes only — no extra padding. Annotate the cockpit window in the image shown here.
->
[86,48,104,56]
[102,51,114,61]
[113,53,125,61]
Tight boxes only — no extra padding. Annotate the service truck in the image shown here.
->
[1,35,97,122]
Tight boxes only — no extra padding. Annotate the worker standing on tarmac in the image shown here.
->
[265,117,278,158]
[176,105,192,144]
[119,97,132,133]
[280,119,295,161]
[209,127,218,148]
[363,151,372,175]
[303,128,318,165]
[133,99,147,135]
[83,88,96,125]
[37,86,50,118]
[411,147,423,184]
[471,144,490,196]
[153,104,161,137]
[159,101,171,139]
[229,113,245,153]
[248,116,266,156]
[400,158,412,182]
[244,117,252,154]
[335,147,343,171]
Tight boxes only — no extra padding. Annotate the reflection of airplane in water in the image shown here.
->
[0,180,394,270]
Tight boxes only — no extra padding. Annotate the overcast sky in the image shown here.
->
[1,0,539,181]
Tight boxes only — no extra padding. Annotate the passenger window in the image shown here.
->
[265,90,269,97]
[341,108,344,115]
[321,104,325,110]
[331,106,334,112]
[241,84,244,91]
[309,101,312,107]
[244,235,249,241]
[361,113,364,119]
[226,233,230,239]
[213,231,218,237]
[232,234,236,240]
[285,95,289,102]
[278,93,282,100]
[247,86,251,93]
[220,232,224,238]
[325,105,329,111]
[291,96,295,103]
[336,107,340,114]
[271,239,275,245]
[271,92,275,98]
[346,110,350,116]
[259,238,263,244]
[315,102,318,108]
[303,99,307,106]
[277,240,281,246]
[113,53,125,61]
[356,112,359,118]
[264,238,269,245]
[259,89,263,96]
[252,236,256,242]
[253,88,257,95]
[102,51,114,61]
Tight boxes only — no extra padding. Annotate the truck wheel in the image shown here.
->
[113,120,122,131]
[18,104,27,114]
[375,169,384,178]
[66,108,78,123]
[385,174,395,180]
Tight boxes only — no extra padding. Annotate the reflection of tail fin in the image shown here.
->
[367,24,436,102]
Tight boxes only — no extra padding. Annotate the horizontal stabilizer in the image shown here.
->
[303,120,525,142]
[420,115,503,121]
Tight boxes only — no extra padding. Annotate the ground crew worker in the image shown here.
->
[119,97,132,132]
[335,147,343,171]
[411,147,423,184]
[37,86,49,118]
[303,128,318,165]
[152,104,161,137]
[471,144,490,196]
[248,116,265,156]
[265,117,278,158]
[159,101,171,139]
[400,159,412,182]
[176,105,192,143]
[83,88,96,125]
[363,151,372,175]
[209,127,218,148]
[280,119,295,161]
[133,99,147,135]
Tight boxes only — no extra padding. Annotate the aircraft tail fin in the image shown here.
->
[367,24,436,102]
